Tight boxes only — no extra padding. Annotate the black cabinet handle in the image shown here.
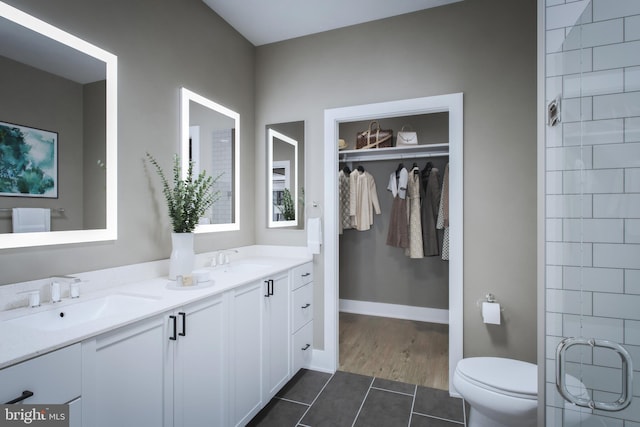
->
[169,315,177,340]
[301,272,311,277]
[301,303,311,309]
[6,390,33,404]
[269,279,274,296]
[301,344,311,351]
[179,312,186,337]
[264,280,270,297]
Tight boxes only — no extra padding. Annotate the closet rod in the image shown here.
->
[340,151,449,163]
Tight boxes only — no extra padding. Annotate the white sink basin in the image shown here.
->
[5,294,160,331]
[219,262,270,274]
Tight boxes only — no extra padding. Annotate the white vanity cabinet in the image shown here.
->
[291,262,313,373]
[0,343,82,425]
[82,314,167,427]
[263,273,291,400]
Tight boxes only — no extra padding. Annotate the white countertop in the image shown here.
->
[0,253,311,369]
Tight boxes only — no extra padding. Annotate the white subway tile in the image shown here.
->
[593,243,640,269]
[547,241,593,266]
[593,0,640,21]
[628,270,640,295]
[594,291,640,319]
[547,265,564,289]
[564,314,624,342]
[547,0,565,6]
[579,364,626,394]
[547,28,566,54]
[546,115,564,147]
[547,49,593,77]
[563,119,624,145]
[548,218,563,241]
[594,194,640,218]
[564,69,624,98]
[594,92,640,120]
[627,321,640,345]
[547,171,563,194]
[547,288,592,314]
[563,19,624,50]
[547,76,563,101]
[593,40,640,70]
[564,266,624,292]
[627,219,640,244]
[625,117,640,142]
[625,67,640,92]
[561,97,593,122]
[563,169,624,194]
[547,0,591,30]
[547,146,593,170]
[547,312,564,335]
[625,15,640,41]
[593,346,624,368]
[563,218,624,243]
[594,143,640,168]
[547,194,593,218]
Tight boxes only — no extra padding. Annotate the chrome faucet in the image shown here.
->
[50,275,81,301]
[214,249,239,267]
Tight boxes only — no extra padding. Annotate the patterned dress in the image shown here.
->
[405,167,424,258]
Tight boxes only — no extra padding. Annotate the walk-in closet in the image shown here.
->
[337,113,451,390]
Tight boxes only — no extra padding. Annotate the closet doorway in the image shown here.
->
[321,94,463,396]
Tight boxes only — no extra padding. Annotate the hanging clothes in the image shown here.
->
[338,169,351,234]
[436,163,450,260]
[405,165,424,258]
[349,168,381,231]
[386,166,409,248]
[421,165,441,257]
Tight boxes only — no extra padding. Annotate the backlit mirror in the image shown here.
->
[180,88,239,232]
[267,121,304,229]
[0,1,117,249]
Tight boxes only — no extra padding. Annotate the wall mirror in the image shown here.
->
[0,1,117,249]
[266,121,304,229]
[180,87,239,232]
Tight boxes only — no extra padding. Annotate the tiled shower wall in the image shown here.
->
[544,0,640,425]
[210,128,233,224]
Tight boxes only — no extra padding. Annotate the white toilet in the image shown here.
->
[453,357,537,427]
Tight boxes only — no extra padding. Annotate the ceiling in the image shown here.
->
[202,0,463,46]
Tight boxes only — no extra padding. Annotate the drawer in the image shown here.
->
[0,343,81,404]
[292,283,313,333]
[292,321,313,374]
[292,262,313,290]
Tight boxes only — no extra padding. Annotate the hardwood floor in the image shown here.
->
[339,312,449,391]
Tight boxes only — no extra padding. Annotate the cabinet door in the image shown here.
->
[263,274,291,399]
[173,295,225,427]
[83,315,168,427]
[229,281,264,427]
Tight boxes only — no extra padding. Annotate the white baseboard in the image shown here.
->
[339,299,449,324]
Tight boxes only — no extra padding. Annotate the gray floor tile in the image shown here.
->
[413,386,465,423]
[410,413,464,427]
[277,369,333,404]
[372,377,417,395]
[354,388,413,427]
[247,398,308,427]
[301,371,372,427]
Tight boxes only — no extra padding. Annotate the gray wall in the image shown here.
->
[255,0,537,362]
[0,0,255,285]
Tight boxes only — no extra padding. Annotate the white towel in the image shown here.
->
[307,217,322,255]
[12,208,51,233]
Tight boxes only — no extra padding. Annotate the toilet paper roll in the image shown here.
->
[482,302,501,325]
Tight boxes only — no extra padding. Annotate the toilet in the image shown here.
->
[453,357,537,427]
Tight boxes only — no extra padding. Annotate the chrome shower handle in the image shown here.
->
[556,337,633,412]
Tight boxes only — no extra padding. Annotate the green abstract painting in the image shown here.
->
[0,121,57,198]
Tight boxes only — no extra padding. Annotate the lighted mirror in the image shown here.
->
[267,121,304,229]
[0,1,117,249]
[180,88,239,232]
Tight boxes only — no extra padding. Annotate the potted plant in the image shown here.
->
[146,153,220,279]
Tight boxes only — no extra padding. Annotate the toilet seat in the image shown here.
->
[455,357,537,400]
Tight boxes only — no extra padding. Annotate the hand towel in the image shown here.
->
[307,217,322,255]
[12,208,51,233]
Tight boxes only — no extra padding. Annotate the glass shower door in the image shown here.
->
[544,1,639,425]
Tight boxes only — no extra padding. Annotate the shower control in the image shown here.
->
[547,96,561,127]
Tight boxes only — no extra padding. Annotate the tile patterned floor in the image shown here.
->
[248,370,468,427]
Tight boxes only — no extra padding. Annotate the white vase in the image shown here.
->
[169,232,195,280]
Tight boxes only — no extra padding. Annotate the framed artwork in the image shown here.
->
[0,121,58,198]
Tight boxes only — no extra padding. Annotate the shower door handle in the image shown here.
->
[556,337,633,412]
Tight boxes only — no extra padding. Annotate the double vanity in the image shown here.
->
[0,247,314,427]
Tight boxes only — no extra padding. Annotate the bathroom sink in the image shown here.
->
[219,261,270,274]
[5,293,160,331]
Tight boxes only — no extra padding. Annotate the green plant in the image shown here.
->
[146,153,221,233]
[277,188,296,220]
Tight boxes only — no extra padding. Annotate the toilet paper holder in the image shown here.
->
[476,293,504,311]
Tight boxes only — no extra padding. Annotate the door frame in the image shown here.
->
[315,93,464,396]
